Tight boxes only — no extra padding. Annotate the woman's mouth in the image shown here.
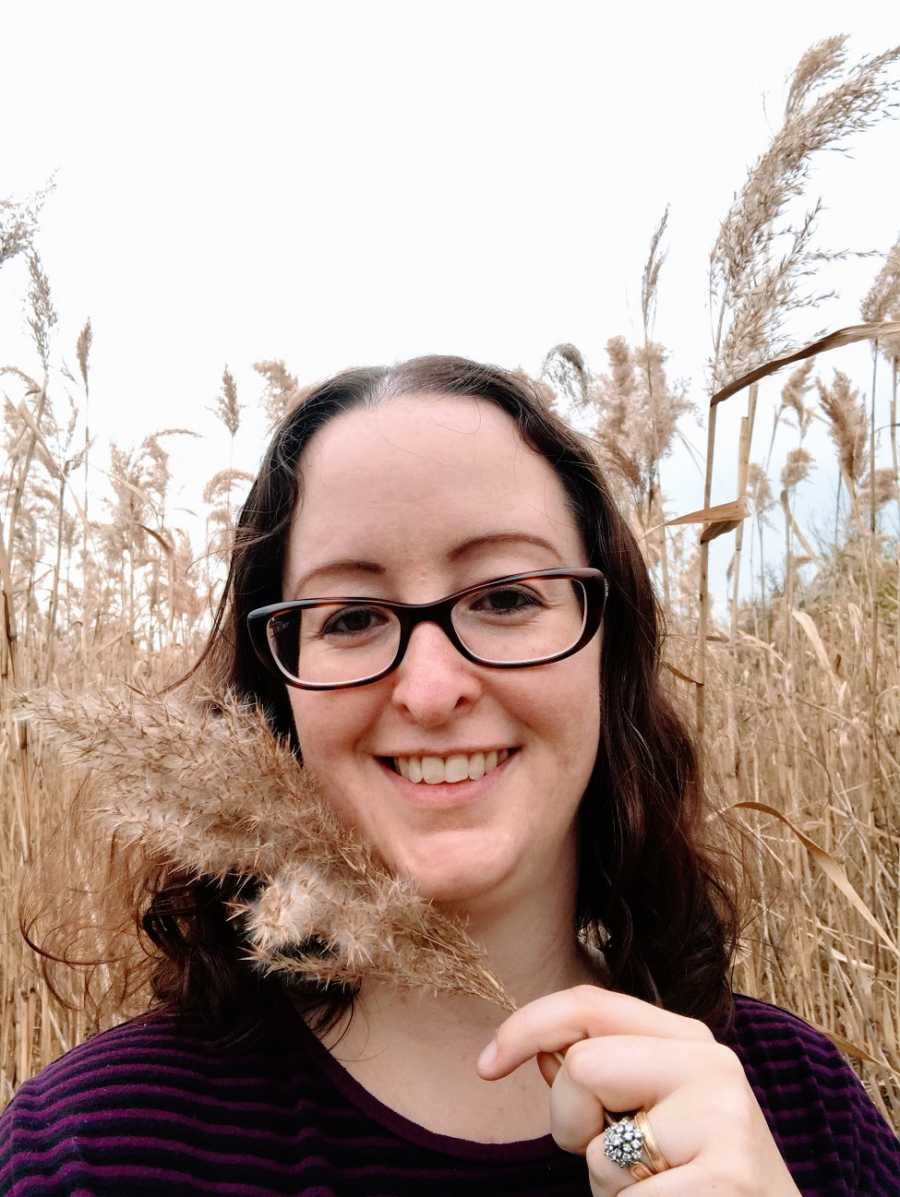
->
[375,748,520,808]
[386,748,514,784]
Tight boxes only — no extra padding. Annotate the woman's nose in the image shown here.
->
[389,620,483,725]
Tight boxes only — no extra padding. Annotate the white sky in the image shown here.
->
[2,1,899,613]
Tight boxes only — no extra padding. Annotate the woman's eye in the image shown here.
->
[322,607,386,637]
[473,587,542,614]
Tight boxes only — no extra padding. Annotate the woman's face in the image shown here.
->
[281,394,601,912]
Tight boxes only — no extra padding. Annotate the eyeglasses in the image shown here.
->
[247,567,607,690]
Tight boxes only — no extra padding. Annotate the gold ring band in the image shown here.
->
[634,1109,670,1174]
[628,1160,656,1181]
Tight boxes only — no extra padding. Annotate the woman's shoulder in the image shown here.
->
[0,1006,305,1195]
[723,990,876,1101]
[726,990,845,1057]
[3,1008,218,1116]
[723,991,900,1194]
[0,1012,191,1194]
[0,1010,222,1139]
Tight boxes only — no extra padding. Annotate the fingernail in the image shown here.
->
[477,1041,498,1073]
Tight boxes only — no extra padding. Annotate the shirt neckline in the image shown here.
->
[280,994,564,1163]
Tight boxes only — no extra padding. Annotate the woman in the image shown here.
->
[2,355,898,1195]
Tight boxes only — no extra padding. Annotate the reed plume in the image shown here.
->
[254,359,304,428]
[861,241,900,333]
[75,319,92,388]
[0,181,53,273]
[780,360,815,438]
[817,369,868,519]
[4,51,900,1119]
[211,366,242,439]
[747,463,774,515]
[17,685,517,1013]
[710,37,900,387]
[781,447,814,493]
[698,39,900,753]
[26,251,57,376]
[590,335,690,522]
[540,343,591,421]
[207,360,245,537]
[765,359,816,472]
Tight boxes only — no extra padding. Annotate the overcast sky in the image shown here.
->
[2,1,899,613]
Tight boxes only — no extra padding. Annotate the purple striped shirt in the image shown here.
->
[1,992,897,1195]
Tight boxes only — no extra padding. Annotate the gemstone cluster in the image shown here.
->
[602,1117,645,1167]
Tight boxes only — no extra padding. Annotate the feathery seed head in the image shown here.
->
[817,369,867,487]
[710,39,900,388]
[861,242,900,325]
[863,466,898,510]
[780,358,815,437]
[781,447,815,492]
[747,463,774,515]
[212,366,242,438]
[18,686,517,1012]
[784,37,848,118]
[540,344,590,413]
[76,319,93,389]
[254,359,302,429]
[641,206,669,338]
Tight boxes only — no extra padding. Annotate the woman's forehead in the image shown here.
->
[305,391,519,462]
[284,395,585,584]
[297,395,557,510]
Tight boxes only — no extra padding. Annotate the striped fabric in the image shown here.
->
[1,991,898,1195]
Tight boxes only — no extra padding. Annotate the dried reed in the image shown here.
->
[698,38,900,775]
[2,46,900,1129]
[16,685,516,1014]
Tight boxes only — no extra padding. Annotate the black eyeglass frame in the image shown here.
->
[247,567,608,691]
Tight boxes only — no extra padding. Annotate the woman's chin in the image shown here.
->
[391,851,513,908]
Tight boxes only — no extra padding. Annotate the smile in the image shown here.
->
[383,748,516,784]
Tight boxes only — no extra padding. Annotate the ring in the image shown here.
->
[602,1115,644,1169]
[602,1110,669,1180]
[635,1109,669,1173]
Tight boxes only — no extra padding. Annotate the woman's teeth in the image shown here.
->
[392,749,512,784]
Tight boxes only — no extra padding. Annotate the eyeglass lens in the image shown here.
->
[266,576,588,685]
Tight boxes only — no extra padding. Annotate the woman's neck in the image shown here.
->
[304,934,608,1144]
[319,933,608,1061]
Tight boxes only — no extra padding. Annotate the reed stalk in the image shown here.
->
[642,208,672,609]
[868,344,880,982]
[893,355,899,662]
[3,45,900,1122]
[77,321,92,670]
[695,402,718,768]
[729,385,759,640]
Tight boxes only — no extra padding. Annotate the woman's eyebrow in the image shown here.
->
[288,532,561,597]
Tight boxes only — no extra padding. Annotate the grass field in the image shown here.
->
[1,35,899,1128]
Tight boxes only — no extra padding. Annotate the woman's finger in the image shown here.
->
[569,1057,793,1195]
[477,985,712,1082]
[537,1049,562,1088]
[541,1039,719,1170]
[553,1034,743,1119]
[546,1049,609,1154]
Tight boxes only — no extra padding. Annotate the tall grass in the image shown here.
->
[2,39,899,1129]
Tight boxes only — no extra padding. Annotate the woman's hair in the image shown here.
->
[35,355,744,1040]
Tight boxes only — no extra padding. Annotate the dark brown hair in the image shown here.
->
[106,356,744,1038]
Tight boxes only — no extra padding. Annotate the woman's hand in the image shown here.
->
[476,985,801,1195]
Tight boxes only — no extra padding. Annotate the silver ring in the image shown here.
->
[602,1115,645,1169]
